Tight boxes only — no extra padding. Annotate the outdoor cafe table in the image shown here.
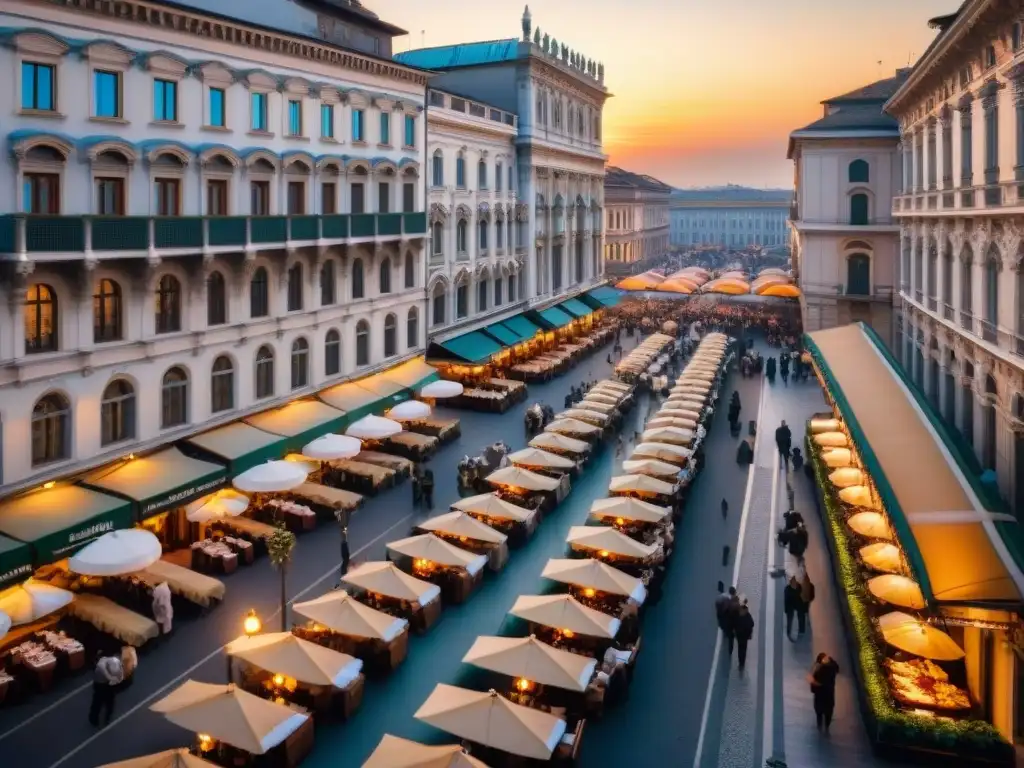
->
[67,593,159,647]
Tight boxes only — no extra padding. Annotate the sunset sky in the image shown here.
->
[377,0,955,189]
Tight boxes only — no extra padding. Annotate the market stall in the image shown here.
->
[486,466,566,511]
[507,448,577,478]
[341,561,442,634]
[450,493,539,546]
[565,526,662,569]
[386,534,488,605]
[414,512,509,572]
[528,432,592,463]
[363,735,487,768]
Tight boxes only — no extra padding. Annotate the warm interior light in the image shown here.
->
[272,674,285,686]
[599,550,610,558]
[42,481,55,490]
[516,677,533,692]
[562,629,575,638]
[197,734,214,752]
[243,609,262,636]
[127,453,135,461]
[614,517,625,526]
[583,588,596,598]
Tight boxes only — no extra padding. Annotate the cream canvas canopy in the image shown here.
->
[225,632,363,688]
[810,418,842,434]
[848,511,893,540]
[877,611,965,660]
[363,735,489,768]
[860,543,904,574]
[541,557,646,602]
[666,394,706,408]
[292,590,408,642]
[451,493,537,523]
[486,466,560,492]
[507,448,575,470]
[99,749,219,768]
[386,534,489,576]
[545,418,601,437]
[577,400,616,414]
[867,575,925,610]
[417,511,507,545]
[813,431,848,448]
[671,381,711,393]
[342,561,442,604]
[641,427,694,446]
[528,432,590,455]
[185,489,250,523]
[150,681,308,755]
[463,635,597,693]
[839,485,877,508]
[566,526,658,560]
[677,370,715,382]
[590,496,671,524]
[830,468,864,489]
[583,392,620,406]
[822,448,854,468]
[509,594,620,639]
[559,408,609,425]
[621,458,681,479]
[414,684,567,761]
[609,473,676,496]
[595,380,630,393]
[647,416,699,431]
[630,443,690,466]
[656,409,702,423]
[0,580,74,625]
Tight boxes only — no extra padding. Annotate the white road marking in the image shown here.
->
[692,375,766,768]
[760,449,781,765]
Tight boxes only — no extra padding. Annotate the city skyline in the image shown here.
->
[379,0,955,187]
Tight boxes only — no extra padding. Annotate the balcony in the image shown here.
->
[942,302,955,321]
[0,212,428,259]
[960,310,974,332]
[979,319,998,343]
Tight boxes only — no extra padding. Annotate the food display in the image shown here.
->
[885,659,971,711]
[38,630,84,655]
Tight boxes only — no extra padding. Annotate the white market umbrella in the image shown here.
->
[233,460,308,493]
[417,511,507,545]
[302,433,362,460]
[590,496,671,524]
[225,632,363,688]
[541,558,646,602]
[346,414,403,440]
[566,526,658,560]
[420,380,464,399]
[509,594,620,639]
[98,750,219,768]
[463,635,597,693]
[389,400,432,421]
[386,534,489,576]
[185,489,250,523]
[0,580,74,625]
[292,590,408,642]
[69,529,162,576]
[363,735,489,768]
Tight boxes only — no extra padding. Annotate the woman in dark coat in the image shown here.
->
[809,652,840,733]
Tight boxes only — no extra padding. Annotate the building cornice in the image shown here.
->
[529,56,611,105]
[426,111,517,141]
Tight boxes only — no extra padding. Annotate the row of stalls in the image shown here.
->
[107,358,643,768]
[354,334,733,766]
[804,323,1022,767]
[0,358,461,709]
[425,287,622,413]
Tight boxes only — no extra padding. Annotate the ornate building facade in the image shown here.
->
[603,167,672,275]
[888,3,1024,515]
[424,89,525,334]
[0,0,428,490]
[670,186,791,249]
[397,6,609,341]
[787,72,906,342]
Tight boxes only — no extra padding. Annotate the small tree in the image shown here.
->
[267,525,297,631]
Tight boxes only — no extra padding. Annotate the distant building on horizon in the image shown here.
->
[603,167,672,275]
[669,185,791,250]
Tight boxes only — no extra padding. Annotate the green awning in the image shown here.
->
[319,382,385,424]
[504,315,542,340]
[84,447,228,519]
[533,306,574,330]
[558,298,593,318]
[183,422,286,474]
[245,399,347,453]
[0,486,134,563]
[484,323,523,346]
[0,535,34,588]
[439,331,504,363]
[584,286,622,308]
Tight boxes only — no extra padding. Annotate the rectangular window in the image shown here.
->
[21,62,55,111]
[351,183,365,214]
[378,182,390,213]
[321,104,334,139]
[250,180,270,215]
[209,87,225,127]
[154,178,180,216]
[94,70,120,118]
[379,112,391,145]
[404,114,416,147]
[23,173,60,214]
[206,179,228,215]
[287,181,305,214]
[403,182,415,213]
[288,99,302,136]
[352,109,365,142]
[95,178,124,215]
[322,182,337,214]
[251,92,268,132]
[153,79,177,122]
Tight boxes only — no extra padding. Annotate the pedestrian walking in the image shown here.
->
[421,466,435,510]
[809,653,840,733]
[151,581,173,638]
[714,580,730,628]
[782,509,804,530]
[784,576,805,641]
[88,650,123,726]
[734,598,755,671]
[721,587,740,654]
[775,420,792,469]
[789,522,809,566]
[800,571,816,615]
[720,498,728,519]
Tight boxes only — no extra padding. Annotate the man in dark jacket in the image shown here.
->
[734,599,755,671]
[421,467,435,510]
[775,420,792,469]
[784,576,805,641]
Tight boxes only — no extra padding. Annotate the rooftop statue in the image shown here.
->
[598,62,604,81]
[522,5,531,42]
[534,27,541,45]
[542,32,549,50]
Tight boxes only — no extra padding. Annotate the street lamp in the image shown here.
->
[243,609,262,636]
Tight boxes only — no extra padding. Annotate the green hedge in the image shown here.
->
[807,432,1013,765]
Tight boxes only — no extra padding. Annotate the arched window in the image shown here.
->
[849,193,869,225]
[211,355,234,413]
[250,266,269,318]
[379,257,392,294]
[477,279,488,312]
[384,313,397,357]
[291,337,309,389]
[100,379,135,446]
[286,262,303,311]
[155,275,182,334]
[846,253,871,296]
[456,282,468,318]
[848,159,869,183]
[25,283,58,353]
[457,220,468,252]
[404,252,415,288]
[161,366,189,428]
[456,155,466,188]
[478,219,488,251]
[93,279,122,343]
[406,307,418,349]
[432,283,446,327]
[324,329,341,376]
[320,260,336,306]
[477,160,487,189]
[31,393,70,466]
[207,271,227,326]
[352,258,365,299]
[356,320,370,366]
[942,240,954,306]
[983,375,998,470]
[494,276,503,306]
[961,253,974,316]
[984,255,999,335]
[432,150,444,187]
[496,162,503,192]
[255,345,275,399]
[431,221,443,256]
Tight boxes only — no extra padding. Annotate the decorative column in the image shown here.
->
[1010,64,1024,184]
